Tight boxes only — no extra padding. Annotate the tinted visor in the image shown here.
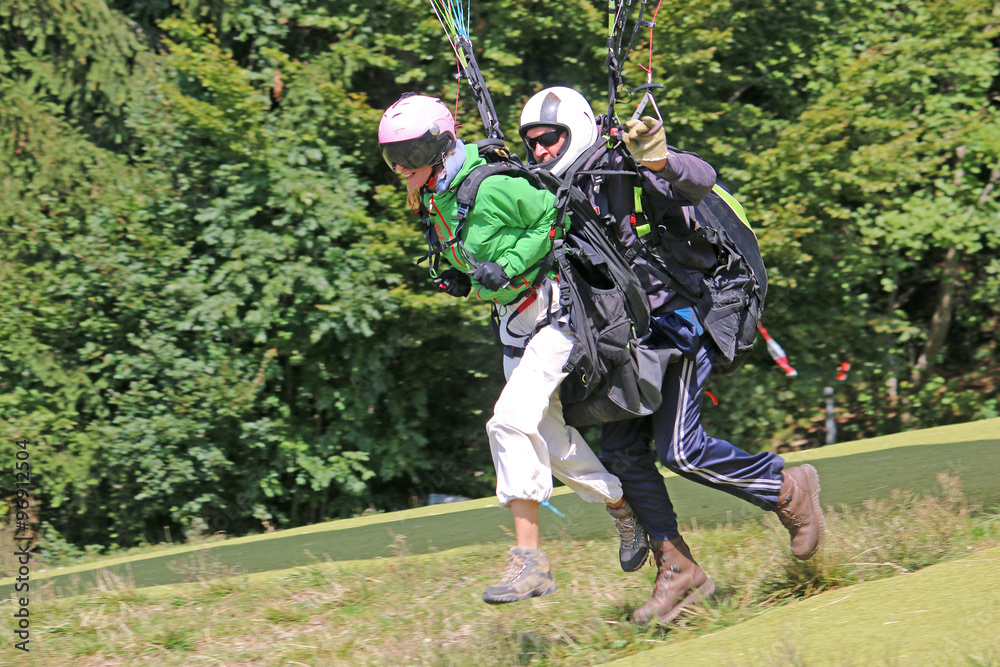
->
[380,129,448,171]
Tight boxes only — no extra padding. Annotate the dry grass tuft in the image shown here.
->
[20,474,1000,666]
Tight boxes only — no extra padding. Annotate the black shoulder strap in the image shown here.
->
[455,162,541,212]
[530,155,652,337]
[475,138,520,165]
[436,162,546,271]
[418,141,529,267]
[415,197,443,272]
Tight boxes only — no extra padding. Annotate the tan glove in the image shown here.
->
[623,115,670,164]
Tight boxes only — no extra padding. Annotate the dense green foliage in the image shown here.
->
[1,0,997,549]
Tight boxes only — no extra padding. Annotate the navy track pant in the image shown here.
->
[599,320,785,542]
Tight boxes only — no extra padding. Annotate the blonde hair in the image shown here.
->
[403,153,453,212]
[407,186,421,212]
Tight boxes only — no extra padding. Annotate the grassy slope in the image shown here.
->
[611,544,1000,666]
[7,419,999,666]
[10,417,998,599]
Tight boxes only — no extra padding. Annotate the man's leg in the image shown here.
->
[599,417,715,623]
[600,417,680,541]
[654,341,785,509]
[655,339,825,558]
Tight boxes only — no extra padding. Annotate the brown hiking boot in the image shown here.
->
[631,537,715,624]
[482,547,557,604]
[606,501,650,572]
[775,464,826,560]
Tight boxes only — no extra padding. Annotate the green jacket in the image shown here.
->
[424,143,557,305]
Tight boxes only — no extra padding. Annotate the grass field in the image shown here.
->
[610,544,1000,666]
[4,418,1000,664]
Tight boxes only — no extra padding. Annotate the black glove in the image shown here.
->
[472,261,510,291]
[433,268,471,298]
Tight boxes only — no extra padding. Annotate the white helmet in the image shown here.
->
[519,86,599,176]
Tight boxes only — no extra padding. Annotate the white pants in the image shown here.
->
[488,281,623,508]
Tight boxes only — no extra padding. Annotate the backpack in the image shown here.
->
[695,184,768,374]
[445,140,663,427]
[632,179,768,375]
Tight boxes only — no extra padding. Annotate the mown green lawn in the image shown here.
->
[611,544,1000,665]
[10,418,998,599]
[4,419,999,666]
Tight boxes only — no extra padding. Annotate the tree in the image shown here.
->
[2,0,997,550]
[735,0,1000,440]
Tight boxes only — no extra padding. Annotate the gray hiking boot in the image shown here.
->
[606,501,649,572]
[482,547,557,604]
[632,537,715,625]
[775,464,826,560]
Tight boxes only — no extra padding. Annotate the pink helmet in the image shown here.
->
[378,93,457,170]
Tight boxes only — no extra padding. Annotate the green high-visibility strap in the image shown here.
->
[712,183,751,227]
[633,186,651,236]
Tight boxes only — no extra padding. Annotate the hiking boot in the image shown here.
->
[775,464,826,560]
[632,537,715,624]
[482,547,557,604]
[606,501,649,572]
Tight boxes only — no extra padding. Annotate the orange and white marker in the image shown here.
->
[758,324,797,376]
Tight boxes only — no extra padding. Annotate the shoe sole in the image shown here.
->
[620,545,649,573]
[794,464,826,560]
[482,581,557,605]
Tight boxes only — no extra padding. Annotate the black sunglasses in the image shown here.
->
[524,129,565,150]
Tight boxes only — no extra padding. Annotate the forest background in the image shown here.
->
[1,0,998,555]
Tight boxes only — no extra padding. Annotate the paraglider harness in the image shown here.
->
[417,139,663,427]
[627,173,768,375]
[417,0,766,427]
[601,0,768,375]
[420,0,662,423]
[538,130,768,381]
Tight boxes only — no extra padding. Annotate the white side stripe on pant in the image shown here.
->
[670,357,783,492]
